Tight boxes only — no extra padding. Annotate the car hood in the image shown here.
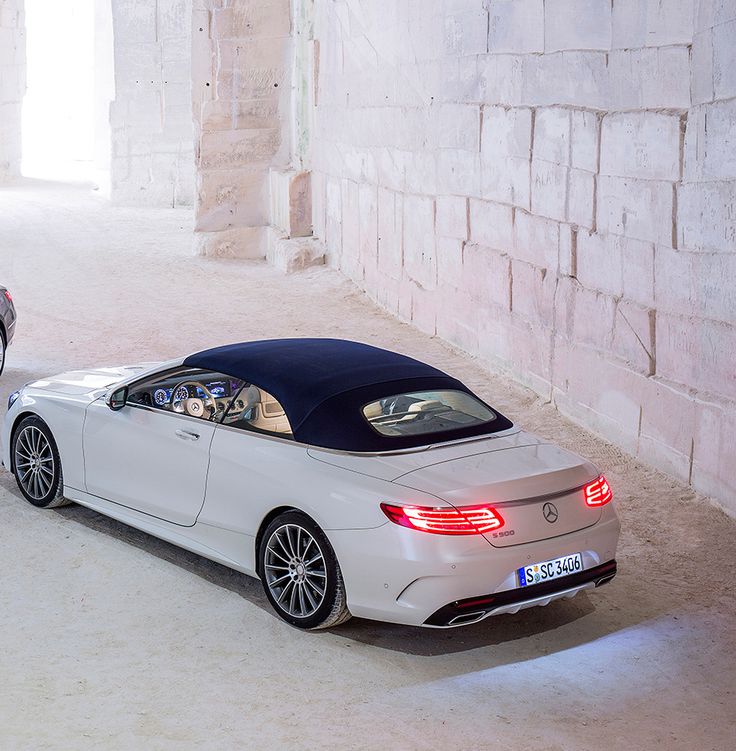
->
[28,363,160,396]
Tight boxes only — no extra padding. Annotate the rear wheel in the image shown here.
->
[260,510,351,630]
[12,416,69,508]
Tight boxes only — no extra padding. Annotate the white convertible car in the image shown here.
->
[3,339,620,629]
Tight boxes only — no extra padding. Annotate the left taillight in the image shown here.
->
[380,502,504,535]
[3,289,12,304]
[584,475,613,507]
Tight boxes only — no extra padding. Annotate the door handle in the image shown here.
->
[175,429,200,441]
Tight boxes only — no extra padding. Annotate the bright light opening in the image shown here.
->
[21,0,114,189]
[380,502,505,535]
[584,475,613,507]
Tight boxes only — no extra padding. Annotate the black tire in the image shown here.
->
[259,510,351,630]
[0,327,6,376]
[11,415,69,508]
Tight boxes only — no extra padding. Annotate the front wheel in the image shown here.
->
[12,416,69,508]
[260,511,351,630]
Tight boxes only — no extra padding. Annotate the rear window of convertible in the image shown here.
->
[361,390,497,438]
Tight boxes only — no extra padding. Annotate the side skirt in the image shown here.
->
[64,487,259,578]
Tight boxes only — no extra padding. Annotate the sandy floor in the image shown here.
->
[0,179,733,750]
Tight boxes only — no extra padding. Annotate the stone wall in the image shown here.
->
[192,0,292,257]
[309,0,736,514]
[0,0,25,179]
[110,0,194,206]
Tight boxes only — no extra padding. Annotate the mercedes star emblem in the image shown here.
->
[542,502,559,523]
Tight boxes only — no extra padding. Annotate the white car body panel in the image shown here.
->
[2,360,621,628]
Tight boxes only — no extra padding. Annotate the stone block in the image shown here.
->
[713,18,736,100]
[211,0,291,40]
[437,237,464,289]
[600,112,681,181]
[531,159,567,222]
[436,195,468,239]
[544,0,612,52]
[511,260,556,327]
[377,187,403,280]
[597,176,674,245]
[612,0,694,48]
[477,53,525,106]
[468,199,514,250]
[513,210,559,269]
[655,245,736,321]
[444,8,489,56]
[403,194,437,290]
[691,31,714,106]
[692,400,736,515]
[437,149,481,197]
[556,277,616,348]
[199,128,281,169]
[533,107,570,164]
[267,235,326,273]
[571,109,599,173]
[196,167,269,232]
[193,226,267,259]
[656,313,736,399]
[613,300,655,374]
[157,0,191,41]
[638,378,697,481]
[463,243,511,309]
[435,103,480,151]
[200,99,280,132]
[609,47,691,110]
[575,230,622,296]
[359,183,378,278]
[684,100,736,182]
[523,52,609,109]
[621,236,656,308]
[568,168,595,228]
[487,0,544,53]
[677,180,736,252]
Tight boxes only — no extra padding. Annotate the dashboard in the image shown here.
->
[152,379,237,407]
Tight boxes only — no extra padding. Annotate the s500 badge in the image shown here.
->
[492,529,515,538]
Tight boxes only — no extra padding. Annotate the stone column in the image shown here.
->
[0,0,25,180]
[192,0,292,258]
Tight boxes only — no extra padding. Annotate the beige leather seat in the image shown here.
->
[246,386,292,435]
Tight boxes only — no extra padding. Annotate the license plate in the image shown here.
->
[518,553,583,587]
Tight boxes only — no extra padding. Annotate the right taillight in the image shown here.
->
[584,475,612,507]
[380,502,504,535]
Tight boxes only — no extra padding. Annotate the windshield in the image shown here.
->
[362,390,497,438]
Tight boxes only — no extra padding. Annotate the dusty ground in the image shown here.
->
[0,179,733,750]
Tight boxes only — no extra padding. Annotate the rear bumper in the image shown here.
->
[424,559,617,627]
[328,504,621,627]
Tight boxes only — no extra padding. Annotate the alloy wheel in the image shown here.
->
[14,425,55,501]
[264,523,327,618]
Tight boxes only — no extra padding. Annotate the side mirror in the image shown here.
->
[107,385,129,411]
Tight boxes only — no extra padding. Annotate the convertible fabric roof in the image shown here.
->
[183,339,512,451]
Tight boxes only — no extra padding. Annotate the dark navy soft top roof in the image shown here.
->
[183,339,512,451]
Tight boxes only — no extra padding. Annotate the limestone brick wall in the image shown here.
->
[0,0,25,179]
[192,0,292,257]
[309,0,736,514]
[110,0,194,206]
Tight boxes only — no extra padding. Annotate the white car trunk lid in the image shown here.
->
[393,443,602,547]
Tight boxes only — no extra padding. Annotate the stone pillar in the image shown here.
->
[192,0,292,258]
[110,0,195,206]
[0,0,25,180]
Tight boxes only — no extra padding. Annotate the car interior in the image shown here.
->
[126,368,294,438]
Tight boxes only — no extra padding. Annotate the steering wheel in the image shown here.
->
[170,380,217,420]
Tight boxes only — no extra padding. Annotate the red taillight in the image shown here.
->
[380,502,504,535]
[584,475,612,507]
[3,290,11,303]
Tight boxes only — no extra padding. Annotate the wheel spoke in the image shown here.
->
[305,577,325,598]
[288,580,298,614]
[305,552,324,568]
[302,582,317,611]
[269,572,292,587]
[297,583,307,615]
[277,578,294,604]
[266,544,290,565]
